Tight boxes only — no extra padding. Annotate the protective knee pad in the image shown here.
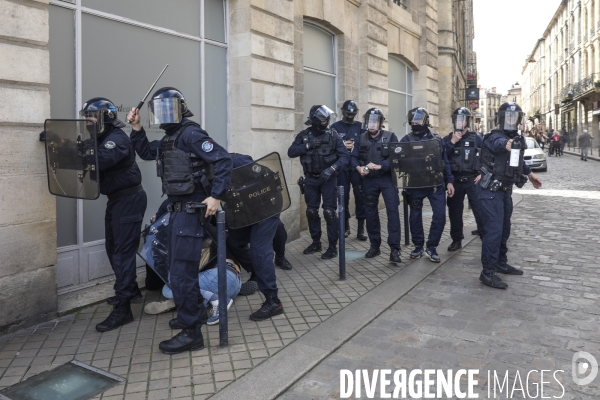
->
[364,195,378,209]
[306,208,320,222]
[410,198,424,211]
[323,208,336,225]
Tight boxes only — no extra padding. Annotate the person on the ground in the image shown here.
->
[330,100,367,241]
[477,102,542,289]
[443,107,483,252]
[288,105,349,259]
[128,87,232,355]
[402,107,455,263]
[351,108,402,263]
[579,129,592,161]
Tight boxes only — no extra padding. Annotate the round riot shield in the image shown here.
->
[44,119,100,200]
[390,139,444,189]
[221,152,291,229]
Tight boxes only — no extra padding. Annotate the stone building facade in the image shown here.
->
[521,0,600,142]
[478,87,503,133]
[0,0,475,331]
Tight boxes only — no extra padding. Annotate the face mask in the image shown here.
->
[342,114,355,124]
[160,123,180,133]
[312,123,328,134]
[411,124,428,136]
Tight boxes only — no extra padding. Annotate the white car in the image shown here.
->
[524,137,547,172]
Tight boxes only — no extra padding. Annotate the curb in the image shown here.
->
[562,150,600,162]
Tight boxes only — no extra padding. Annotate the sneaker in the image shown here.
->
[495,262,523,275]
[144,299,176,315]
[303,242,322,255]
[410,246,424,259]
[479,270,508,289]
[389,249,401,263]
[207,298,233,325]
[250,299,284,321]
[239,279,259,296]
[447,240,462,252]
[321,247,338,259]
[107,290,142,306]
[365,247,381,258]
[159,329,205,354]
[274,254,293,270]
[425,247,440,263]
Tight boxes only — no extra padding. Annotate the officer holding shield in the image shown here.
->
[128,87,232,354]
[288,105,349,259]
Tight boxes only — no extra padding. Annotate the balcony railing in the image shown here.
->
[560,84,573,101]
[571,73,598,98]
[392,0,407,8]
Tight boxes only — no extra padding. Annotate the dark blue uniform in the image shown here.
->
[401,131,454,251]
[351,131,401,251]
[98,127,147,303]
[330,121,366,222]
[443,132,484,241]
[478,131,531,272]
[288,130,349,248]
[131,119,232,330]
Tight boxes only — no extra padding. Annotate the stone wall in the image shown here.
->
[0,0,57,333]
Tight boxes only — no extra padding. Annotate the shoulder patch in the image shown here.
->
[201,141,214,152]
[104,141,116,149]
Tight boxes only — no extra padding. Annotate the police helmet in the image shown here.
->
[80,97,125,134]
[451,107,472,131]
[148,87,194,126]
[305,105,335,127]
[363,108,385,132]
[495,102,523,132]
[341,100,359,123]
[407,107,430,127]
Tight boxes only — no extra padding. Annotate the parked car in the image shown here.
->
[524,137,547,172]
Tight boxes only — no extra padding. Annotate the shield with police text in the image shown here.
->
[138,213,171,284]
[44,119,100,199]
[221,152,291,229]
[390,139,444,189]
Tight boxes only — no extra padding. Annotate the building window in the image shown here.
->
[387,57,413,136]
[303,23,336,120]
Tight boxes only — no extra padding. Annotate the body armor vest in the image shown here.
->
[300,129,338,175]
[480,130,524,184]
[157,121,214,196]
[358,130,392,178]
[449,131,480,175]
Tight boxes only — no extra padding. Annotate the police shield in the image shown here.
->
[221,152,291,229]
[390,139,444,189]
[44,119,100,199]
[138,213,170,284]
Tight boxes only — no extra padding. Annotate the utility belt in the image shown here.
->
[455,175,477,183]
[489,181,512,192]
[305,173,321,178]
[167,201,208,224]
[107,184,143,201]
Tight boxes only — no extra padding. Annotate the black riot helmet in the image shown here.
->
[363,108,385,133]
[451,107,472,131]
[148,87,194,127]
[341,100,359,124]
[80,97,125,135]
[408,107,430,136]
[495,102,523,133]
[305,105,335,133]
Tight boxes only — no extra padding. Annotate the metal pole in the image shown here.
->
[216,211,228,347]
[402,191,410,246]
[338,186,346,281]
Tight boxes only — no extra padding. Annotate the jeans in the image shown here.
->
[163,267,242,302]
[582,146,591,159]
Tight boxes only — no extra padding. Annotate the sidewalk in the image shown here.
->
[562,146,600,161]
[0,203,476,399]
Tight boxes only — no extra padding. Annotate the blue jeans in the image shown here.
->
[162,267,242,302]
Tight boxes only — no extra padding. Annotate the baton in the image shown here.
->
[135,64,169,110]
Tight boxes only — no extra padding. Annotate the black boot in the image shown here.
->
[321,247,338,259]
[107,288,142,306]
[345,219,350,238]
[365,247,381,258]
[169,318,183,330]
[479,270,508,289]
[96,301,134,332]
[274,254,293,270]
[250,298,284,321]
[495,262,523,275]
[389,249,401,263]
[303,241,322,254]
[170,304,209,330]
[447,240,462,252]
[239,277,259,296]
[356,219,367,241]
[159,328,205,354]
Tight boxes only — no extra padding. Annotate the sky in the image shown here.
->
[473,0,563,95]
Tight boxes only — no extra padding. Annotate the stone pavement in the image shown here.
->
[0,189,475,399]
[279,153,600,399]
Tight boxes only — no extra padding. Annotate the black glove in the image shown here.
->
[318,167,335,185]
[39,131,46,142]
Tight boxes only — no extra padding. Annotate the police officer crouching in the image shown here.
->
[351,109,402,263]
[330,100,367,241]
[288,105,349,259]
[78,98,148,333]
[477,102,542,289]
[403,108,455,263]
[128,87,232,354]
[443,107,484,252]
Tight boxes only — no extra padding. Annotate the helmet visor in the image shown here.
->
[411,109,426,126]
[313,105,336,123]
[366,114,381,131]
[503,111,521,131]
[149,98,182,126]
[454,114,467,131]
[79,109,105,134]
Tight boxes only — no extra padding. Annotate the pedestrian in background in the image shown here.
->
[579,129,592,161]
[560,130,569,155]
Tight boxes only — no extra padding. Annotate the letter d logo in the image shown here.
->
[572,351,598,386]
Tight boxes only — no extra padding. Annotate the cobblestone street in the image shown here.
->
[279,154,600,399]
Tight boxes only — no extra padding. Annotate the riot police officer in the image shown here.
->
[77,98,148,333]
[288,105,349,259]
[128,87,232,354]
[443,107,484,251]
[477,102,542,289]
[402,107,454,263]
[351,108,402,263]
[331,100,367,241]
